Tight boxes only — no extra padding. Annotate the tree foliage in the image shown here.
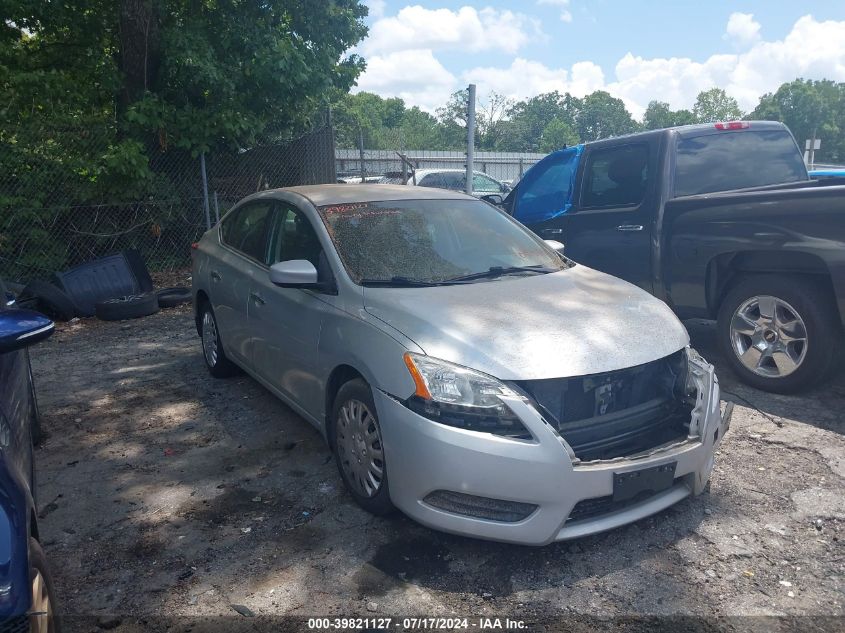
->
[749,79,845,163]
[1,0,368,207]
[643,101,696,130]
[692,88,744,123]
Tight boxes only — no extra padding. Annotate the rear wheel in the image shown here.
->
[330,379,394,515]
[29,538,60,633]
[200,304,239,378]
[717,275,841,393]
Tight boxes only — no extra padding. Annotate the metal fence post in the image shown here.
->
[200,152,211,230]
[465,84,476,196]
[213,191,221,224]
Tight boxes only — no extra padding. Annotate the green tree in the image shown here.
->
[642,101,696,130]
[749,79,844,163]
[692,88,743,123]
[576,91,637,141]
[500,91,580,151]
[1,0,368,177]
[539,118,579,152]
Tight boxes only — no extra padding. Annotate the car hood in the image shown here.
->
[363,265,689,380]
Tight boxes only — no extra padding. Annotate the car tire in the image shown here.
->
[717,274,842,393]
[199,304,240,378]
[29,537,60,633]
[330,378,395,516]
[19,281,77,322]
[94,293,160,321]
[156,287,192,309]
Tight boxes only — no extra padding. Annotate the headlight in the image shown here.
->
[403,353,529,438]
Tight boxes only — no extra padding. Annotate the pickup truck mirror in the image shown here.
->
[481,194,504,207]
[269,260,319,288]
[544,239,565,255]
[0,309,54,354]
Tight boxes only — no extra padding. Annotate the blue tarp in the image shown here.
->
[513,145,583,225]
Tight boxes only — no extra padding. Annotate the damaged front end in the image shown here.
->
[515,347,721,464]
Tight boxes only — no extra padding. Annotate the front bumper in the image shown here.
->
[377,360,731,545]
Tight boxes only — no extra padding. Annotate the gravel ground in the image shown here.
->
[29,306,843,630]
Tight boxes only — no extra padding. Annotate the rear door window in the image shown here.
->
[674,129,808,196]
[580,144,650,208]
[220,201,273,262]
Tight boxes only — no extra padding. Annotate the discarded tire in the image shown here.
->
[94,293,160,321]
[156,286,192,309]
[19,280,77,321]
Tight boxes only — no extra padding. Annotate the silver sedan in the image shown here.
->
[192,185,732,545]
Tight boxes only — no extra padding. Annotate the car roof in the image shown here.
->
[266,184,476,206]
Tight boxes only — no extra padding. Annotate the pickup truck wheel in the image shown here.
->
[717,275,841,393]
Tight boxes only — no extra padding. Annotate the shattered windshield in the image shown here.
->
[317,199,567,284]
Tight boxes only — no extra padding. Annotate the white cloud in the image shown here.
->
[364,0,386,20]
[724,12,761,48]
[362,5,541,56]
[537,0,572,23]
[355,11,845,122]
[606,15,845,117]
[464,58,604,102]
[354,49,457,113]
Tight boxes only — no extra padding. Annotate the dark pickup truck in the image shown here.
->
[491,121,845,393]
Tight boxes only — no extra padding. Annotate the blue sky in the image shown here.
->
[354,1,845,118]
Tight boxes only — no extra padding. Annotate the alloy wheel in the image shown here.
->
[202,310,218,367]
[335,399,385,498]
[729,295,808,378]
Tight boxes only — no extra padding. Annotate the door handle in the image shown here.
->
[542,228,564,235]
[250,292,265,306]
[210,270,222,281]
[616,224,644,232]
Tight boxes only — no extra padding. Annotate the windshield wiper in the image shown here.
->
[443,265,556,283]
[360,276,443,287]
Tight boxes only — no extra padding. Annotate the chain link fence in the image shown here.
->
[0,113,336,283]
[0,110,548,284]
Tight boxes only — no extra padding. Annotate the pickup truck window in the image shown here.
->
[581,144,649,208]
[674,129,808,197]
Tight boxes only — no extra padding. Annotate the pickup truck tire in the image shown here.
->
[717,275,841,393]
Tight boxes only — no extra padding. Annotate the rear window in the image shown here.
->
[674,129,808,197]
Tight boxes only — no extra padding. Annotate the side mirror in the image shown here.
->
[544,239,565,255]
[269,260,319,288]
[481,194,504,206]
[0,309,54,354]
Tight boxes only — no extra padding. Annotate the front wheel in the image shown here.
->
[717,275,842,393]
[330,379,394,516]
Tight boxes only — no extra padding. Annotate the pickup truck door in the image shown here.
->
[514,142,657,292]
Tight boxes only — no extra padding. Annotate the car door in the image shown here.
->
[212,200,274,365]
[249,202,334,419]
[514,143,656,291]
